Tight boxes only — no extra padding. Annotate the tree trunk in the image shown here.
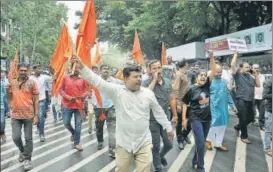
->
[31,32,37,64]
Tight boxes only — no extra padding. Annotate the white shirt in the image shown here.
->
[255,74,265,100]
[30,74,51,101]
[80,67,172,153]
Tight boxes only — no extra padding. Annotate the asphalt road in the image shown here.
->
[1,113,271,172]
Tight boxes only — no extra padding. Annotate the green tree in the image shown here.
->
[74,1,272,60]
[1,1,68,67]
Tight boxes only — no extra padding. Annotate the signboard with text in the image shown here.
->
[205,24,272,57]
[227,38,248,52]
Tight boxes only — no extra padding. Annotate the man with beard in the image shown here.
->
[231,51,260,144]
[59,62,90,151]
[71,56,173,172]
[92,64,123,158]
[7,63,39,171]
[142,60,177,171]
[31,64,51,142]
[206,64,237,151]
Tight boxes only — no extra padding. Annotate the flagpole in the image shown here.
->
[71,36,83,74]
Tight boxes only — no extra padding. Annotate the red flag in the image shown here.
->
[161,42,167,65]
[76,0,97,68]
[8,49,19,81]
[50,24,73,97]
[132,30,144,65]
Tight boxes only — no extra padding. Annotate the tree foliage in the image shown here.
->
[1,1,68,67]
[76,1,272,59]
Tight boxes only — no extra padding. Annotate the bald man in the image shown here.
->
[206,64,237,151]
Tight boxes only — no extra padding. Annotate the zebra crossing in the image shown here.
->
[1,113,271,172]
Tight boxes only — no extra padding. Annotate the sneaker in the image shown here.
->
[97,142,103,150]
[178,142,184,150]
[40,135,45,142]
[23,160,33,171]
[88,128,92,134]
[109,149,115,158]
[74,145,83,151]
[18,153,25,163]
[184,136,191,144]
[161,157,168,166]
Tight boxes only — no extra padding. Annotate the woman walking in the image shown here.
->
[182,51,216,172]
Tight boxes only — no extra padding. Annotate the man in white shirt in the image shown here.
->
[253,64,265,130]
[72,57,174,172]
[30,65,51,142]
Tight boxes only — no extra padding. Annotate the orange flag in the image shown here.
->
[92,43,101,65]
[115,68,124,81]
[50,24,73,97]
[76,0,97,68]
[8,49,19,81]
[132,30,145,65]
[161,42,167,65]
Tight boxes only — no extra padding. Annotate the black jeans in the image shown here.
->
[235,99,255,139]
[12,118,33,160]
[150,120,173,172]
[255,99,265,126]
[94,107,116,149]
[176,112,191,143]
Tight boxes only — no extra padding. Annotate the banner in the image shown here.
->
[205,24,272,57]
[227,38,248,52]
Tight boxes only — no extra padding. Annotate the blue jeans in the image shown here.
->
[264,111,272,150]
[52,104,58,121]
[37,100,46,136]
[191,121,210,172]
[4,95,9,116]
[0,108,5,134]
[62,107,83,146]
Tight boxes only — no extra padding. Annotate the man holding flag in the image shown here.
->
[59,61,90,151]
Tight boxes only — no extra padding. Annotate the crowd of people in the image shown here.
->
[0,51,272,172]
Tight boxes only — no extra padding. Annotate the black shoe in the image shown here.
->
[161,157,168,167]
[109,149,115,158]
[234,125,240,137]
[178,142,184,150]
[97,142,103,150]
[184,136,191,144]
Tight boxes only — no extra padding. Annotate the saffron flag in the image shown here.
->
[161,42,167,65]
[132,30,145,65]
[50,24,73,97]
[92,43,101,65]
[8,49,19,81]
[76,0,97,68]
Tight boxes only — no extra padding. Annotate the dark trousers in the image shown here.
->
[150,120,173,172]
[94,107,116,150]
[255,99,265,126]
[176,112,191,143]
[12,118,33,160]
[191,120,210,172]
[235,99,255,139]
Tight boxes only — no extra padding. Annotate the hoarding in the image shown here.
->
[205,24,272,57]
